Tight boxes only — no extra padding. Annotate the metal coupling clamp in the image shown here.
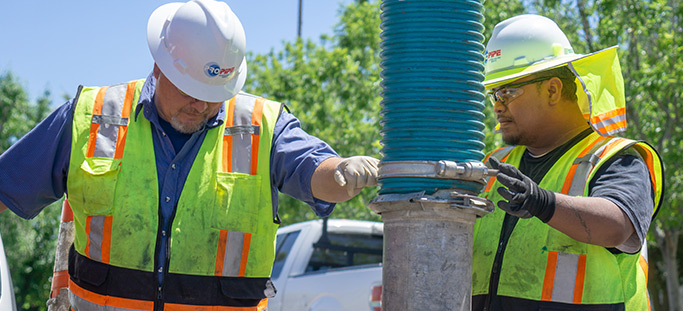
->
[378,160,498,182]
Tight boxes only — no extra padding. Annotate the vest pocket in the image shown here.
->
[213,173,262,232]
[71,157,121,216]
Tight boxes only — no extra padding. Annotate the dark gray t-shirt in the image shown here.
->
[519,129,654,253]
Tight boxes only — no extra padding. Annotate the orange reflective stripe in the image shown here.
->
[215,230,229,276]
[69,279,154,310]
[572,254,587,304]
[639,255,649,282]
[238,233,252,277]
[101,216,113,264]
[596,120,627,135]
[86,87,108,157]
[541,251,558,301]
[62,199,73,222]
[590,107,625,125]
[50,270,69,298]
[164,298,267,311]
[84,216,92,257]
[223,98,237,172]
[84,216,113,264]
[598,138,627,158]
[483,148,511,193]
[637,147,658,198]
[560,136,607,194]
[113,81,136,159]
[250,98,264,175]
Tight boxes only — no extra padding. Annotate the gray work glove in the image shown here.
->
[489,157,556,222]
[334,156,380,196]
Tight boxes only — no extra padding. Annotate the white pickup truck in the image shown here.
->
[268,219,383,311]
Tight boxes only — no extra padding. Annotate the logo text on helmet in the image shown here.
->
[486,49,501,59]
[204,62,235,78]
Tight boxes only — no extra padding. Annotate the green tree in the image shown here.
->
[0,71,57,311]
[244,0,383,225]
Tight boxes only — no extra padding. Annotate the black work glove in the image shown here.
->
[488,157,556,222]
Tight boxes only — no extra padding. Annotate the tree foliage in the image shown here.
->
[0,71,56,310]
[244,0,383,225]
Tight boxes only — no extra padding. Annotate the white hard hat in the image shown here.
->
[484,14,628,136]
[483,14,578,88]
[147,0,247,102]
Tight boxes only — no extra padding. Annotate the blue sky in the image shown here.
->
[0,0,351,105]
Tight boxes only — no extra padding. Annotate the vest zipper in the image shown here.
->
[484,214,519,311]
[155,205,177,311]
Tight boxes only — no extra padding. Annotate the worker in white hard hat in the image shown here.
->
[0,0,379,310]
[472,14,663,310]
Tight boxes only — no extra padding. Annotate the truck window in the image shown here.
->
[272,230,300,279]
[306,233,383,273]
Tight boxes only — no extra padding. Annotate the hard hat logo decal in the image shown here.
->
[484,49,501,65]
[486,49,501,60]
[204,62,235,78]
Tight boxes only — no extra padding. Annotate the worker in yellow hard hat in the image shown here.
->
[0,0,379,310]
[473,14,664,310]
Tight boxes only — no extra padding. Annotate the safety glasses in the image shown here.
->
[487,77,551,105]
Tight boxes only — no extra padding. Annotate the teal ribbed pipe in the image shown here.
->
[378,0,487,195]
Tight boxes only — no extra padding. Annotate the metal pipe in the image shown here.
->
[372,0,489,309]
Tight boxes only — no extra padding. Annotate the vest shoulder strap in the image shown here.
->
[83,80,143,159]
[222,92,282,175]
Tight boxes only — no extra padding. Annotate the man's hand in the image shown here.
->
[334,156,380,196]
[489,157,556,222]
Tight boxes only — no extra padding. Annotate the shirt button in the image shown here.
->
[165,197,171,202]
[162,230,167,237]
[158,267,163,273]
[171,164,176,170]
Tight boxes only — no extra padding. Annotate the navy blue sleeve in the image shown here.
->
[270,110,339,217]
[0,100,73,219]
[588,154,653,253]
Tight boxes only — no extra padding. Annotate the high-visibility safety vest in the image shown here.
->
[65,79,282,311]
[473,131,663,310]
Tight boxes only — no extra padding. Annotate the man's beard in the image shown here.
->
[170,115,208,134]
[502,133,521,146]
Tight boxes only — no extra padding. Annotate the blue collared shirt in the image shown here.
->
[0,72,338,285]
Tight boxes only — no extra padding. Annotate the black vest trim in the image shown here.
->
[69,246,276,306]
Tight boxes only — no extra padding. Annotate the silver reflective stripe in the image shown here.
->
[224,125,260,136]
[87,216,106,262]
[92,115,129,127]
[640,239,648,263]
[567,138,619,196]
[93,84,128,158]
[550,252,580,304]
[490,146,514,161]
[591,115,627,135]
[221,231,247,277]
[69,291,146,311]
[567,153,601,196]
[228,95,258,174]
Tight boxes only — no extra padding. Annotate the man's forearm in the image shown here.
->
[311,157,354,203]
[547,194,635,247]
[0,201,7,213]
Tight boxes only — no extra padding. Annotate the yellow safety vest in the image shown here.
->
[473,131,663,309]
[66,79,282,310]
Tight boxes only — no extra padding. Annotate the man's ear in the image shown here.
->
[153,63,161,79]
[546,77,562,105]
